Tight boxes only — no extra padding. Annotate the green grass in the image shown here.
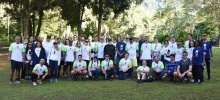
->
[0,48,220,100]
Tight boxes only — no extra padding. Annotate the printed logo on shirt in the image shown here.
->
[120,45,123,50]
[195,50,199,57]
[204,44,207,50]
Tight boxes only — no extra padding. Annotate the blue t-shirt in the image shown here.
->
[202,41,212,59]
[165,61,178,73]
[116,42,126,59]
[193,47,205,66]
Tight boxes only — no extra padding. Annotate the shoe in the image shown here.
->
[37,80,42,84]
[137,79,140,83]
[115,75,118,77]
[74,76,78,81]
[9,80,13,85]
[198,82,204,84]
[173,80,177,84]
[126,78,132,80]
[33,82,37,86]
[85,75,89,78]
[50,79,53,83]
[191,79,195,83]
[186,79,190,84]
[208,77,212,80]
[140,79,143,83]
[15,80,20,84]
[110,76,114,81]
[21,79,25,81]
[81,77,85,81]
[54,79,58,82]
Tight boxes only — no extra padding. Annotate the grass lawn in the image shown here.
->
[0,47,220,100]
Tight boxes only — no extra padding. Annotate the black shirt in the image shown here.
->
[179,58,192,73]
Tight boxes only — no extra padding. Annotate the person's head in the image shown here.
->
[164,40,169,47]
[27,42,32,48]
[93,56,98,61]
[108,38,112,44]
[85,39,89,45]
[165,35,169,41]
[140,34,145,40]
[142,60,147,66]
[202,34,207,41]
[81,36,85,42]
[145,36,149,42]
[113,38,117,43]
[182,51,188,59]
[124,53,129,59]
[125,36,129,41]
[62,37,66,44]
[177,42,182,48]
[154,36,158,43]
[40,59,45,65]
[153,56,159,63]
[39,37,44,42]
[105,54,110,60]
[76,41,81,47]
[129,38,134,43]
[36,41,42,48]
[57,37,61,43]
[88,36,92,42]
[54,36,58,40]
[170,54,175,62]
[23,38,28,44]
[53,42,59,50]
[189,40,195,48]
[195,40,202,47]
[29,36,34,42]
[120,37,124,42]
[78,55,82,61]
[65,39,70,46]
[187,33,192,40]
[46,35,51,42]
[15,35,21,43]
[135,37,139,42]
[94,37,98,42]
[100,36,104,42]
[171,36,176,42]
[37,36,40,41]
[73,35,77,41]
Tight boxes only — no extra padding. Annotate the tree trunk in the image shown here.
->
[23,0,30,38]
[97,0,103,40]
[35,9,43,40]
[32,12,36,37]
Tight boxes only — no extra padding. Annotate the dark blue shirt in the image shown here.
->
[193,47,204,66]
[202,41,212,59]
[116,42,126,59]
[138,40,145,55]
[165,61,178,73]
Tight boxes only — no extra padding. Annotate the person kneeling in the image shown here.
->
[152,56,165,81]
[173,52,192,84]
[88,56,101,81]
[163,54,178,81]
[118,53,133,80]
[101,54,114,81]
[31,59,48,86]
[136,60,150,83]
[71,55,87,81]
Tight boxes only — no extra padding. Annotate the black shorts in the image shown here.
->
[66,62,73,68]
[11,60,23,70]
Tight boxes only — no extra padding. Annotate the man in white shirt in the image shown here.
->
[71,55,87,81]
[152,56,165,80]
[152,36,162,59]
[51,36,57,43]
[8,36,26,84]
[42,35,53,65]
[140,36,153,67]
[136,60,150,83]
[125,37,138,68]
[31,59,48,86]
[97,37,106,62]
[101,54,114,80]
[169,36,177,49]
[72,35,78,46]
[184,33,193,49]
[118,53,133,80]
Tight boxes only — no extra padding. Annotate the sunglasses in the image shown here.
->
[183,54,187,56]
[105,56,109,57]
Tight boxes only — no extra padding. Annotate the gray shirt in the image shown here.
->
[179,59,192,73]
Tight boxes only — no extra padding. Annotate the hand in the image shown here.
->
[38,75,40,79]
[58,65,60,67]
[181,73,186,78]
[8,58,11,63]
[178,73,182,78]
[42,75,46,80]
[30,61,33,65]
[164,73,167,77]
[103,71,106,74]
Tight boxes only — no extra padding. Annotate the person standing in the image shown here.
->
[118,53,133,80]
[104,38,115,62]
[21,38,28,80]
[125,37,138,68]
[74,41,82,61]
[175,42,184,62]
[184,33,193,49]
[47,42,61,83]
[140,36,153,67]
[42,35,53,65]
[72,35,78,46]
[202,34,213,80]
[186,40,195,60]
[31,59,48,86]
[8,36,26,84]
[31,41,46,67]
[152,36,162,59]
[97,37,106,62]
[24,42,33,81]
[82,39,92,67]
[138,34,145,65]
[115,37,126,77]
[192,40,206,84]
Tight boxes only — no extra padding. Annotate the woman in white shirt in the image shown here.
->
[175,42,184,62]
[47,42,61,83]
[82,39,92,67]
[186,40,195,60]
[21,38,28,80]
[63,39,75,80]
[24,42,33,81]
[74,41,82,60]
[160,40,175,65]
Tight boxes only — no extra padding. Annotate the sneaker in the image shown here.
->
[15,80,21,84]
[33,82,37,86]
[137,79,141,83]
[85,75,89,78]
[37,80,42,84]
[126,78,132,80]
[115,75,118,77]
[74,76,78,81]
[54,79,58,82]
[81,77,85,81]
[9,80,13,85]
[198,82,204,84]
[191,79,195,83]
[50,79,53,83]
[110,76,114,81]
[186,79,190,84]
[173,80,177,84]
[208,77,212,80]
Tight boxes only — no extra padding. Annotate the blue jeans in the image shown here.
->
[90,69,100,78]
[49,60,58,79]
[152,71,165,76]
[119,68,133,80]
[116,58,122,75]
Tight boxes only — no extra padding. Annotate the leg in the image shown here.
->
[118,70,125,80]
[54,61,58,79]
[205,58,211,79]
[94,70,100,79]
[49,60,54,79]
[198,66,204,83]
[187,72,192,79]
[116,58,121,76]
[192,66,198,82]
[137,71,141,79]
[31,73,38,82]
[126,68,133,79]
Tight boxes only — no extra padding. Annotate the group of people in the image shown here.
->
[8,33,213,86]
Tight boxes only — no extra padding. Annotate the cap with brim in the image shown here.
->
[177,42,182,46]
[125,36,130,39]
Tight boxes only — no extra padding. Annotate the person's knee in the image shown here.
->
[173,72,178,76]
[187,72,192,77]
[71,70,75,74]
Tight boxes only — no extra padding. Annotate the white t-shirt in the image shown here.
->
[47,48,61,65]
[152,61,164,72]
[184,40,190,49]
[152,43,162,57]
[9,42,25,62]
[137,66,150,72]
[72,41,77,47]
[33,64,48,75]
[73,60,87,71]
[42,41,53,58]
[175,48,184,62]
[26,49,32,61]
[169,41,177,50]
[101,60,113,71]
[35,48,41,57]
[82,45,91,60]
[64,45,75,62]
[74,47,82,60]
[141,43,152,60]
[186,47,194,60]
[160,46,175,61]
[119,58,131,71]
[97,42,106,58]
[125,43,138,59]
